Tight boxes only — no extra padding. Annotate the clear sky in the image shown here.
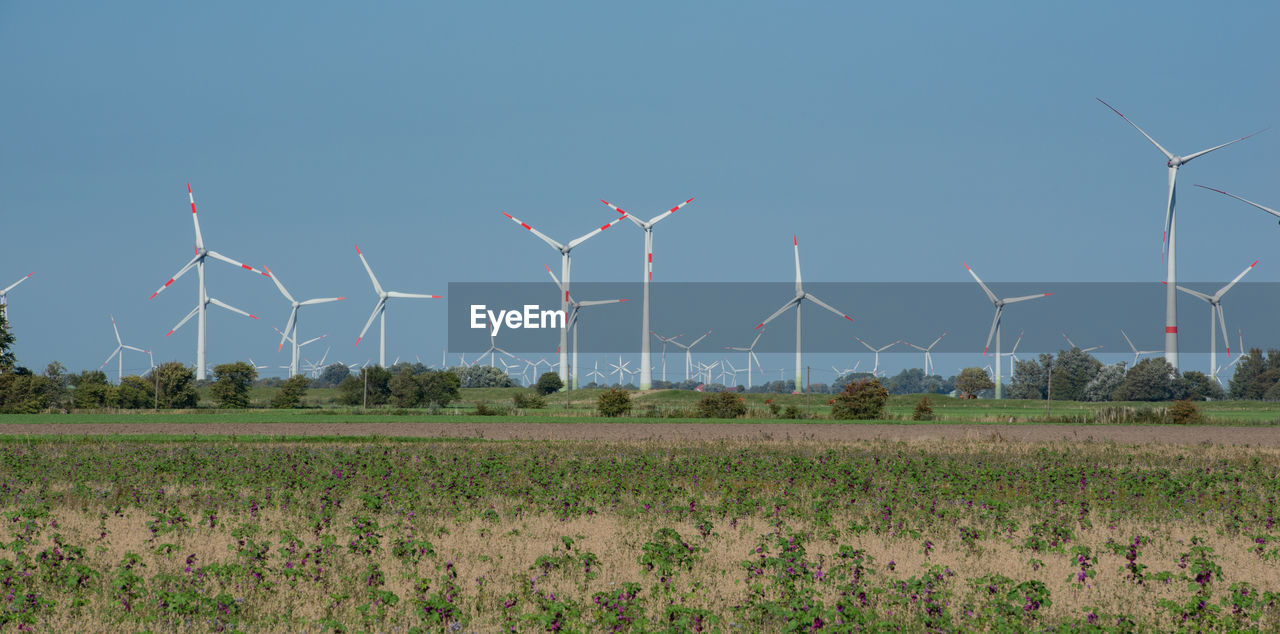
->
[2,2,1278,381]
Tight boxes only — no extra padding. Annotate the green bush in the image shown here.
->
[512,390,547,409]
[597,388,632,417]
[271,375,310,409]
[210,362,257,408]
[696,392,747,418]
[830,378,889,420]
[536,372,564,395]
[912,395,935,421]
[1168,399,1203,425]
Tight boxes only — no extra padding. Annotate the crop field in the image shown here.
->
[1,435,1279,632]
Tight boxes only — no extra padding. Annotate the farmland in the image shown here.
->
[1,431,1279,631]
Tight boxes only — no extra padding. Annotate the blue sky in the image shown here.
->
[2,2,1279,381]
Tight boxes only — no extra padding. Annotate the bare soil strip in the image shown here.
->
[0,422,1278,445]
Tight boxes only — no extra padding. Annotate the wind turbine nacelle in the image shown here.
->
[1166,157,1184,168]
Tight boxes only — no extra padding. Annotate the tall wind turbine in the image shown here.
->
[855,337,901,377]
[1121,329,1162,368]
[651,330,684,383]
[600,197,695,390]
[964,262,1051,399]
[1061,332,1104,353]
[1097,100,1264,369]
[904,331,947,376]
[669,330,712,382]
[502,210,626,383]
[545,264,627,389]
[353,245,441,367]
[264,266,344,378]
[0,273,33,322]
[725,331,767,389]
[150,184,269,379]
[1176,260,1256,381]
[755,236,854,393]
[99,315,148,384]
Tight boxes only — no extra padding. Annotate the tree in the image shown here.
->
[271,374,310,408]
[0,310,15,372]
[150,362,198,409]
[315,363,350,388]
[338,365,392,406]
[954,367,994,398]
[210,362,257,408]
[452,365,513,388]
[0,373,56,413]
[1009,354,1052,400]
[1048,348,1102,401]
[696,392,747,418]
[71,370,116,408]
[1229,349,1265,399]
[1178,371,1225,402]
[389,369,425,407]
[1083,363,1126,402]
[831,372,875,393]
[597,388,632,417]
[830,378,890,420]
[1111,358,1177,402]
[117,376,154,409]
[421,370,461,407]
[43,361,71,409]
[912,395,935,421]
[535,372,564,395]
[1248,368,1280,401]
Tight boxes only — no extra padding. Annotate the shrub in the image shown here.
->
[474,402,510,416]
[597,388,632,417]
[1168,399,1203,425]
[536,372,564,395]
[912,395,935,421]
[830,378,889,420]
[210,362,257,408]
[512,390,547,409]
[271,375,310,409]
[696,392,747,418]
[766,399,781,417]
[782,404,802,419]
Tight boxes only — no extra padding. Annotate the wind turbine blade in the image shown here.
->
[502,213,566,251]
[1215,260,1258,300]
[1096,99,1174,160]
[963,263,998,304]
[689,330,713,347]
[1195,185,1280,219]
[1163,166,1176,256]
[544,264,565,293]
[263,266,295,303]
[354,245,384,296]
[751,331,764,348]
[1002,292,1052,304]
[793,236,802,294]
[1010,330,1023,353]
[803,293,853,322]
[1217,304,1231,358]
[1175,286,1213,303]
[355,300,384,346]
[279,307,298,352]
[1061,332,1077,348]
[578,299,627,307]
[208,297,258,320]
[1,273,33,295]
[206,250,269,277]
[750,350,766,378]
[166,306,201,337]
[648,197,695,227]
[983,307,1001,355]
[188,183,205,250]
[1121,329,1138,354]
[299,297,345,306]
[567,215,627,249]
[122,345,147,353]
[300,333,328,347]
[1181,128,1268,164]
[854,336,877,353]
[386,292,442,299]
[755,299,798,330]
[110,314,123,345]
[100,346,122,368]
[904,342,927,352]
[149,254,200,299]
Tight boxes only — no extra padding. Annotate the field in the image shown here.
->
[1,391,1279,632]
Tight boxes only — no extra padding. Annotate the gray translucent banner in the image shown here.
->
[447,282,1279,355]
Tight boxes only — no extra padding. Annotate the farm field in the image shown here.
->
[1,437,1278,631]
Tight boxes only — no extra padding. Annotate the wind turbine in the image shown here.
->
[502,209,626,383]
[1061,332,1104,353]
[99,315,148,384]
[264,266,344,378]
[904,332,947,376]
[1176,260,1256,381]
[0,273,33,322]
[964,262,1051,399]
[832,361,862,380]
[149,184,269,380]
[545,264,627,389]
[1221,328,1247,379]
[608,357,633,386]
[477,333,518,369]
[585,361,606,385]
[725,331,767,389]
[1001,330,1024,373]
[669,330,713,382]
[1097,100,1264,370]
[651,330,684,383]
[247,358,270,372]
[600,197,695,390]
[353,245,441,367]
[855,337,901,377]
[755,236,854,393]
[1121,329,1162,368]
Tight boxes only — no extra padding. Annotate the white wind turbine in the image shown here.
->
[832,361,862,379]
[502,210,627,383]
[1098,100,1264,370]
[600,197,695,390]
[608,356,633,386]
[150,184,268,380]
[1121,330,1162,368]
[1001,330,1024,372]
[669,330,713,382]
[1176,260,1256,381]
[275,327,328,370]
[854,337,901,378]
[1,273,33,322]
[353,245,441,367]
[99,315,148,384]
[904,332,947,376]
[651,330,684,383]
[586,361,606,385]
[964,262,1052,399]
[1061,332,1104,353]
[1220,328,1247,379]
[247,358,270,372]
[725,331,767,389]
[477,333,518,369]
[755,236,854,393]
[545,264,627,389]
[264,266,344,378]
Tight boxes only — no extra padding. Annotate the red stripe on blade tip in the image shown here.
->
[1166,327,1178,333]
